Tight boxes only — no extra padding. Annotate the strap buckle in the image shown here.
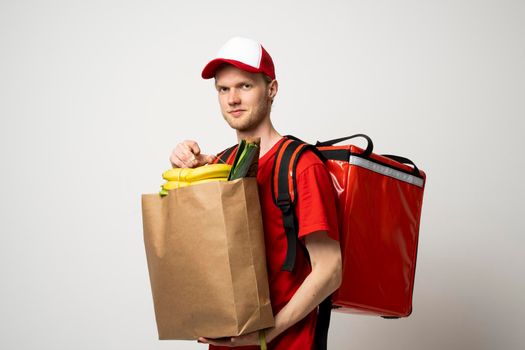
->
[276,196,292,213]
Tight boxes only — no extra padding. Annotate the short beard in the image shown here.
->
[222,97,271,132]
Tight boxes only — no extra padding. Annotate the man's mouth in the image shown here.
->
[229,109,245,117]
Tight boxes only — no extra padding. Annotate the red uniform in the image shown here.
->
[211,137,340,350]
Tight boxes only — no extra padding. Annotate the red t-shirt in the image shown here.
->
[211,137,339,350]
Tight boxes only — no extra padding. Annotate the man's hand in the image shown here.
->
[169,140,216,168]
[197,329,262,347]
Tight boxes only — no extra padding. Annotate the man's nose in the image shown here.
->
[228,89,241,105]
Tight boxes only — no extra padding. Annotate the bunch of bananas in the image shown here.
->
[159,164,232,196]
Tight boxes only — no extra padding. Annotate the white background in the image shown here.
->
[1,0,524,349]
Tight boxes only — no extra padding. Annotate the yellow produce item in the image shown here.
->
[162,181,190,190]
[162,177,228,191]
[162,164,232,182]
[162,167,192,181]
[191,177,228,185]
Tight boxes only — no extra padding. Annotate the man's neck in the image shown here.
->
[236,121,282,159]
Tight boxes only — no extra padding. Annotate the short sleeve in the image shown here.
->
[295,163,340,242]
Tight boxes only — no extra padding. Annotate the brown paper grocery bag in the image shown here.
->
[141,177,274,340]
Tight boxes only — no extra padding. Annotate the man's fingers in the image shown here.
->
[170,141,213,168]
[184,140,201,156]
[170,149,198,168]
[178,144,195,162]
[174,143,197,166]
[183,144,196,161]
[170,153,188,168]
[197,337,231,346]
[195,153,216,166]
[169,152,180,167]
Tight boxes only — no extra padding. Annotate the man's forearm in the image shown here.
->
[265,257,341,342]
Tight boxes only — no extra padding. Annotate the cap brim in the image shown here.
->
[201,58,263,79]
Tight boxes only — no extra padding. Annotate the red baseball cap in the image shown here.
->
[201,37,276,80]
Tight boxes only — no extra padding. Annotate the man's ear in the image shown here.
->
[268,80,278,99]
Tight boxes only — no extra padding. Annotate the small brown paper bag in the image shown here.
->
[141,177,274,340]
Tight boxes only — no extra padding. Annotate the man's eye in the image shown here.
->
[242,84,251,89]
[219,87,228,93]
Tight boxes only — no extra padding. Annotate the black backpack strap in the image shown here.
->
[271,137,306,271]
[213,144,238,164]
[315,296,332,350]
[271,136,321,271]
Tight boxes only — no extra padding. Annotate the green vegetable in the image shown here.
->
[228,138,260,180]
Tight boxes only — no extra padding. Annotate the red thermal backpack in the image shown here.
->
[214,134,426,350]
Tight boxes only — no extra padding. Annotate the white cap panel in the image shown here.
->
[216,37,262,68]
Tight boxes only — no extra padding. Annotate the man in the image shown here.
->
[169,37,342,350]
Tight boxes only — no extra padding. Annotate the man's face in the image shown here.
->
[214,65,274,132]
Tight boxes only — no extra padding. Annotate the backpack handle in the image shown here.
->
[382,154,421,177]
[315,134,374,157]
